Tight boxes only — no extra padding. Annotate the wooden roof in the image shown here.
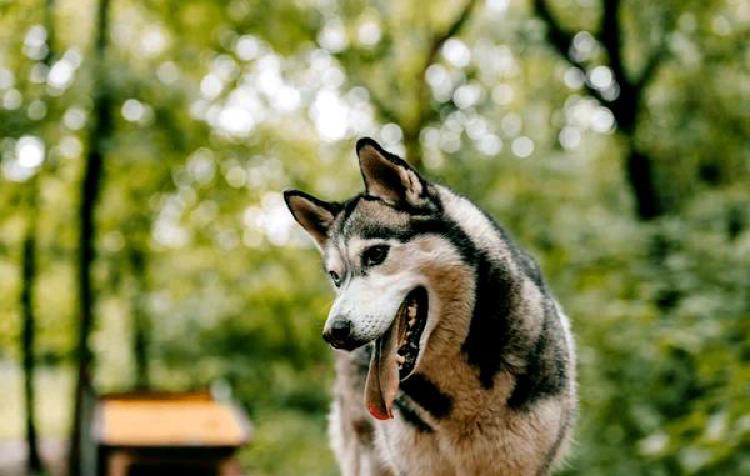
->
[95,391,250,448]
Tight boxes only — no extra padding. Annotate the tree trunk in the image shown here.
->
[625,142,662,220]
[128,246,150,390]
[533,0,668,220]
[69,0,111,474]
[21,2,56,472]
[21,176,43,474]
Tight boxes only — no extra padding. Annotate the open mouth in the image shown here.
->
[364,286,428,420]
[394,287,429,379]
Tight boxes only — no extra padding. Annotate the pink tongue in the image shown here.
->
[364,319,401,420]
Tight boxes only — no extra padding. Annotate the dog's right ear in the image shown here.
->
[284,190,340,248]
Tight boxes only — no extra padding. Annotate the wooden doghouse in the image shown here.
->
[94,391,251,476]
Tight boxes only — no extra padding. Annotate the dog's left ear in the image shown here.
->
[356,137,428,208]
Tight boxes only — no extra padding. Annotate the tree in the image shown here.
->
[20,0,57,472]
[336,0,480,171]
[533,0,671,219]
[20,180,42,474]
[69,0,112,473]
[127,243,150,389]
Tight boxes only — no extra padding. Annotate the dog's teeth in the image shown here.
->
[407,305,416,318]
[396,355,405,364]
[409,318,416,327]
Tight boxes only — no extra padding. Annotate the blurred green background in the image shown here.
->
[1,0,749,475]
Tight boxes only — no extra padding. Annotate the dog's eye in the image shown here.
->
[329,270,342,287]
[362,245,389,267]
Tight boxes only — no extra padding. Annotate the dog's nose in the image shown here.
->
[331,318,351,340]
[323,317,352,348]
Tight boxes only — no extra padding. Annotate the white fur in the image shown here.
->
[323,237,426,342]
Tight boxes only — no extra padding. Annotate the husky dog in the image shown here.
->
[284,138,576,476]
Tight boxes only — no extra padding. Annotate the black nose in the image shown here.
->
[323,317,352,348]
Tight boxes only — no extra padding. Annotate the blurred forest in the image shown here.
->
[1,0,749,475]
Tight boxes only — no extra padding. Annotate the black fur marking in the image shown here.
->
[476,207,547,292]
[394,397,434,433]
[338,195,434,242]
[462,257,515,389]
[358,215,471,250]
[360,193,428,216]
[507,299,567,410]
[400,373,453,419]
[518,253,545,291]
[340,194,364,223]
[352,418,376,444]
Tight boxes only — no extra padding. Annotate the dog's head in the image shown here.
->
[285,138,464,419]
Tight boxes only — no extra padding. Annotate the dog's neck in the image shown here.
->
[402,186,548,423]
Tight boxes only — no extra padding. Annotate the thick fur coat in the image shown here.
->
[285,138,576,476]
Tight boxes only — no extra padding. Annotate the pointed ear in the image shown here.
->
[356,137,427,207]
[284,190,340,248]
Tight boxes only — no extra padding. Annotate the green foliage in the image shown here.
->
[1,0,749,474]
[238,410,336,476]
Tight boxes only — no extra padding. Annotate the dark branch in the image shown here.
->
[416,0,481,128]
[635,47,667,91]
[599,0,627,87]
[532,0,608,104]
[426,0,480,67]
[634,9,674,92]
[597,0,643,131]
[533,0,576,63]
